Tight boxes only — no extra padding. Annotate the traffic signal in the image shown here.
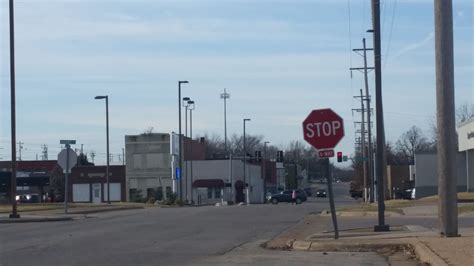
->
[276,150,284,162]
[255,151,262,162]
[337,152,343,162]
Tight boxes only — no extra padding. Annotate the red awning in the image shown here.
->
[192,179,225,188]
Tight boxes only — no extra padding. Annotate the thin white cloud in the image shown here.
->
[391,32,434,60]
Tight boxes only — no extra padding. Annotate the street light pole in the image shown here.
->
[183,97,190,202]
[220,89,230,155]
[188,100,195,204]
[263,141,270,203]
[95,95,110,204]
[9,0,19,219]
[178,81,189,202]
[243,118,251,204]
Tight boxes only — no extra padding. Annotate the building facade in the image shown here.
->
[69,165,126,203]
[125,133,205,202]
[182,159,264,205]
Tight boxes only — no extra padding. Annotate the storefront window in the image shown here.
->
[215,188,221,199]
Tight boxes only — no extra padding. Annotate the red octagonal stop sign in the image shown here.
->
[302,108,344,150]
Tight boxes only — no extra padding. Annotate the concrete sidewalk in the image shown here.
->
[265,214,474,266]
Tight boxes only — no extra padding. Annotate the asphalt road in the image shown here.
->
[0,183,356,266]
[5,183,472,266]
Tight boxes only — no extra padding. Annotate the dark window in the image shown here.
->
[215,188,221,199]
[147,188,155,198]
[155,187,163,201]
[129,189,143,202]
[207,188,213,199]
[165,186,172,198]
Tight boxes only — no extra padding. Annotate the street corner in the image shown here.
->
[319,209,403,217]
[0,215,73,223]
[292,240,312,251]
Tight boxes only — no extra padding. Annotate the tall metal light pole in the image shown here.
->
[243,118,251,204]
[220,89,230,155]
[183,97,191,202]
[95,95,110,204]
[371,0,389,232]
[263,141,270,203]
[9,0,19,219]
[434,0,458,237]
[188,100,195,204]
[178,81,189,201]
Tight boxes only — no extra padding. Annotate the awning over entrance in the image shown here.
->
[192,179,225,188]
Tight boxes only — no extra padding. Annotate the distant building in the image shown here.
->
[69,165,126,203]
[0,160,58,203]
[125,133,205,202]
[183,159,264,204]
[414,153,470,198]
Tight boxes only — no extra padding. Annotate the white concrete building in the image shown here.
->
[183,159,264,205]
[125,133,174,201]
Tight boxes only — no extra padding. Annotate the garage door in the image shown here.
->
[73,184,90,202]
[103,183,121,202]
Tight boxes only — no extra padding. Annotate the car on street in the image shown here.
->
[315,189,327,198]
[15,194,40,203]
[269,190,307,204]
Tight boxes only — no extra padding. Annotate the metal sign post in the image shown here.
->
[58,140,77,215]
[303,109,344,240]
[325,158,339,239]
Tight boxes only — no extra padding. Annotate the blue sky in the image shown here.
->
[0,0,472,165]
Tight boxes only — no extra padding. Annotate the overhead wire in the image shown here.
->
[383,0,398,69]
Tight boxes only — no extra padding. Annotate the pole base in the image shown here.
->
[9,213,20,219]
[374,225,390,232]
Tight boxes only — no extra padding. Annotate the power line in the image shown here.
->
[384,0,398,69]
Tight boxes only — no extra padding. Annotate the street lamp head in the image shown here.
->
[367,29,374,33]
[244,118,251,122]
[188,100,195,110]
[182,97,191,107]
[94,95,107,100]
[179,80,189,84]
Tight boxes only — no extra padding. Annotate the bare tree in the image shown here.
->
[142,127,154,135]
[395,126,432,164]
[456,103,474,124]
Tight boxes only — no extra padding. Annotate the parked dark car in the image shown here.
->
[315,189,327,198]
[269,190,307,204]
[303,188,312,197]
[393,188,413,200]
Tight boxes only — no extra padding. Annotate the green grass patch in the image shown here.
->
[421,192,474,202]
[0,202,147,213]
[458,204,474,214]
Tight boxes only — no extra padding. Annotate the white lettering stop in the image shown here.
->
[305,120,342,138]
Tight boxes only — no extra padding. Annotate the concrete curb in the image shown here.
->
[288,239,448,266]
[410,240,448,266]
[67,206,144,214]
[0,216,73,223]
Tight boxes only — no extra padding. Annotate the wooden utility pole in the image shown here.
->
[9,0,19,219]
[351,38,375,203]
[359,89,368,202]
[434,0,458,237]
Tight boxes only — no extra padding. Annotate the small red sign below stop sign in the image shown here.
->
[302,108,345,150]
